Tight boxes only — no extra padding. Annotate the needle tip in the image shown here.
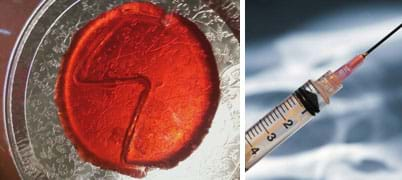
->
[364,23,402,56]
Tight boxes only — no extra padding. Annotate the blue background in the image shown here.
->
[246,0,402,179]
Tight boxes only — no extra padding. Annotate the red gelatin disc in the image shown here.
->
[55,2,220,177]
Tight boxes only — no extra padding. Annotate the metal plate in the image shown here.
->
[4,0,239,179]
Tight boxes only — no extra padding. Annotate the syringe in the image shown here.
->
[245,23,402,171]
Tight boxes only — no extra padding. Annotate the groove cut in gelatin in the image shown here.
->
[55,2,220,178]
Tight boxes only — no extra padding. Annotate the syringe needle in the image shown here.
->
[364,23,402,56]
[246,23,402,172]
[334,23,402,82]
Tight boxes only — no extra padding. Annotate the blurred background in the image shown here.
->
[246,0,402,180]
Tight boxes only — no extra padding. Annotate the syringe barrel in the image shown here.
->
[245,71,342,171]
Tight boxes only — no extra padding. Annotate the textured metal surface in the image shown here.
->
[4,0,239,179]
